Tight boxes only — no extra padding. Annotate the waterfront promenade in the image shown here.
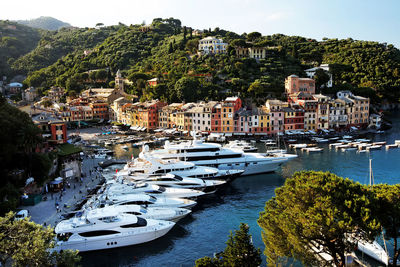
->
[19,156,104,227]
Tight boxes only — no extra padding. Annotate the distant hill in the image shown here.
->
[0,20,41,77]
[16,16,71,31]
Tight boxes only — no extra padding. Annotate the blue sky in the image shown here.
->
[4,0,400,48]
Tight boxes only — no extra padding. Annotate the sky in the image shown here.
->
[3,0,400,48]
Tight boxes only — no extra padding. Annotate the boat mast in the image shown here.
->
[369,158,374,189]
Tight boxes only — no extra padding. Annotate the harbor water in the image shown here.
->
[81,113,400,267]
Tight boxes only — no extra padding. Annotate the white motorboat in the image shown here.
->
[367,145,382,151]
[224,140,258,152]
[329,142,343,148]
[54,209,175,252]
[341,147,357,152]
[139,139,297,176]
[119,156,243,181]
[85,205,191,222]
[105,182,205,199]
[302,147,323,152]
[290,144,308,149]
[117,173,227,193]
[87,193,197,209]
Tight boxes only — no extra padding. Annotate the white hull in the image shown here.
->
[55,224,173,252]
[192,158,289,176]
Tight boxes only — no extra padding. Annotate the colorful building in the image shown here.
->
[283,107,304,131]
[285,75,315,95]
[32,112,67,144]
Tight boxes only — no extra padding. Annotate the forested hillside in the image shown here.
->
[12,26,118,74]
[16,16,71,31]
[2,17,400,103]
[0,21,41,77]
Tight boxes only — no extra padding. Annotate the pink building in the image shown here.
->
[285,75,315,96]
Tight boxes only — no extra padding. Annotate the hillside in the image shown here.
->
[1,17,397,103]
[0,21,41,77]
[12,26,118,74]
[16,16,70,31]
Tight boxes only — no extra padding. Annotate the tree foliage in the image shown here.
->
[0,96,50,215]
[0,212,81,266]
[373,184,400,266]
[195,223,261,267]
[258,171,380,267]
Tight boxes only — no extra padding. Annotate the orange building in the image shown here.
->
[89,101,109,120]
[285,75,315,96]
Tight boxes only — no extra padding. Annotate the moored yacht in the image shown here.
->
[115,173,227,193]
[105,182,205,199]
[84,205,191,223]
[138,140,297,176]
[86,193,197,210]
[119,154,243,181]
[54,209,175,252]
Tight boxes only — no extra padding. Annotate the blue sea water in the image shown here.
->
[81,113,400,267]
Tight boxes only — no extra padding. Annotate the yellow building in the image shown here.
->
[221,103,234,132]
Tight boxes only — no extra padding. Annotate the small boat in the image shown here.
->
[314,138,329,143]
[302,147,323,152]
[343,135,353,139]
[328,137,340,141]
[341,147,357,152]
[395,140,400,145]
[329,142,343,148]
[367,145,382,151]
[224,140,258,153]
[290,144,308,149]
[121,145,129,150]
[386,144,399,150]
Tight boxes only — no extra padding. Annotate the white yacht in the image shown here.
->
[224,140,258,152]
[139,140,297,176]
[86,193,197,210]
[105,182,205,199]
[119,155,243,181]
[84,205,191,223]
[117,173,227,194]
[54,209,175,252]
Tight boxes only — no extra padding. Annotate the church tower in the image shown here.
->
[115,69,124,93]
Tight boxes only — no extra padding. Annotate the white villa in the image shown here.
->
[198,36,227,55]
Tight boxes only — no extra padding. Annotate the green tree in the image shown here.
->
[222,223,262,266]
[174,77,200,102]
[0,212,80,266]
[258,171,380,267]
[195,223,261,267]
[247,80,265,98]
[186,39,199,54]
[374,184,400,266]
[314,68,331,91]
[247,32,262,42]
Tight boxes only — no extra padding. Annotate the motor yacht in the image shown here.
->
[224,140,258,152]
[105,182,205,199]
[84,205,191,223]
[115,173,227,193]
[86,193,197,210]
[138,140,297,176]
[54,209,175,252]
[119,155,243,181]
